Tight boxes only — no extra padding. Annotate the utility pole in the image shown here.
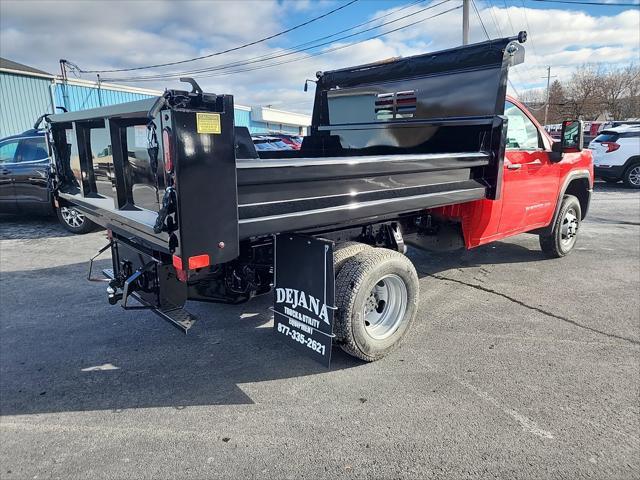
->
[462,0,470,45]
[97,74,103,107]
[542,66,557,127]
[59,59,70,112]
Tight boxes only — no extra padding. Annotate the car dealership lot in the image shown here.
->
[1,182,638,480]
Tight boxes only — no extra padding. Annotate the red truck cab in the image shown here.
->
[436,96,593,256]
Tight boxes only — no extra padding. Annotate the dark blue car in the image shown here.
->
[0,128,95,233]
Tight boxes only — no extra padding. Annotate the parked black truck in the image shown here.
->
[46,34,592,365]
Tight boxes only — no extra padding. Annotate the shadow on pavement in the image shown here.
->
[0,260,360,416]
[593,180,637,193]
[0,234,580,416]
[408,239,547,276]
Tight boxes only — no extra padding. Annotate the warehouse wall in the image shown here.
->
[0,72,53,138]
[54,83,151,112]
[1,71,308,139]
[234,108,252,130]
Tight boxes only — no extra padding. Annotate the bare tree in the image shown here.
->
[565,65,603,119]
[620,64,640,119]
[598,66,636,119]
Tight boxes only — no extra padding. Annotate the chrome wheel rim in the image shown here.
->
[560,207,579,248]
[60,207,85,228]
[628,166,640,186]
[363,274,407,340]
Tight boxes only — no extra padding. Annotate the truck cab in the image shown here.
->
[443,96,593,251]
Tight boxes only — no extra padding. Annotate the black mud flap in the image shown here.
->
[273,234,335,368]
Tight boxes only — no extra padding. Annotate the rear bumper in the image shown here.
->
[594,165,624,180]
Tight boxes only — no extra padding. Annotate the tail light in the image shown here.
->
[172,253,210,282]
[602,142,620,153]
[162,127,173,173]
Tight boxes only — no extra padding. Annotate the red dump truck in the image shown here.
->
[46,33,593,366]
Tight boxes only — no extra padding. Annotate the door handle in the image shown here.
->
[506,164,522,170]
[524,159,543,166]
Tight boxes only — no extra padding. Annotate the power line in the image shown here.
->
[502,0,517,34]
[103,0,447,82]
[472,0,491,37]
[525,0,638,6]
[103,1,454,82]
[486,0,505,37]
[519,0,540,58]
[471,0,521,97]
[104,5,462,83]
[77,0,359,73]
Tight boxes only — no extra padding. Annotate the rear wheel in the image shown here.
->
[539,195,581,258]
[333,241,371,274]
[334,248,419,362]
[623,163,640,189]
[57,206,95,234]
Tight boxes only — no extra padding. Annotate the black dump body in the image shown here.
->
[48,35,525,277]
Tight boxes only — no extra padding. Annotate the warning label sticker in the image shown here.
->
[196,113,221,134]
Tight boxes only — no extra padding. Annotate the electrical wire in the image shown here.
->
[103,1,455,83]
[78,0,359,73]
[502,0,517,34]
[519,0,540,58]
[525,0,638,6]
[102,0,449,82]
[471,0,521,97]
[140,5,464,82]
[472,0,491,38]
[486,0,505,37]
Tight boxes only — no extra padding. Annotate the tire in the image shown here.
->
[56,205,95,234]
[539,195,581,258]
[334,248,419,362]
[622,163,640,189]
[333,241,371,274]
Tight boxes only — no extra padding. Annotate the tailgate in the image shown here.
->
[47,87,239,266]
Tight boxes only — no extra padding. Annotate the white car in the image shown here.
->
[589,124,640,188]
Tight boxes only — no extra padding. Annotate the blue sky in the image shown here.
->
[1,0,638,112]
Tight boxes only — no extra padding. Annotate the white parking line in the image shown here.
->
[453,375,554,439]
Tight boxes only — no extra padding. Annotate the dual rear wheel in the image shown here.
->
[333,243,419,362]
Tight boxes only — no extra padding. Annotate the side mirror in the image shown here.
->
[551,120,583,161]
[560,120,583,152]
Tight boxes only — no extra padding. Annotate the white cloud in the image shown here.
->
[1,0,638,111]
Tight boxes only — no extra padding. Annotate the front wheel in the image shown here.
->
[56,206,96,234]
[334,248,419,362]
[539,195,581,258]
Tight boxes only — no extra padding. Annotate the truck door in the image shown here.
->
[12,136,51,212]
[0,138,20,213]
[498,101,560,234]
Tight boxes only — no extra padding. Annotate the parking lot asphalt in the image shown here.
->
[1,181,639,480]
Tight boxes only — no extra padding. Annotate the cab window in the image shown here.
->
[0,140,19,164]
[15,137,48,162]
[505,101,540,150]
